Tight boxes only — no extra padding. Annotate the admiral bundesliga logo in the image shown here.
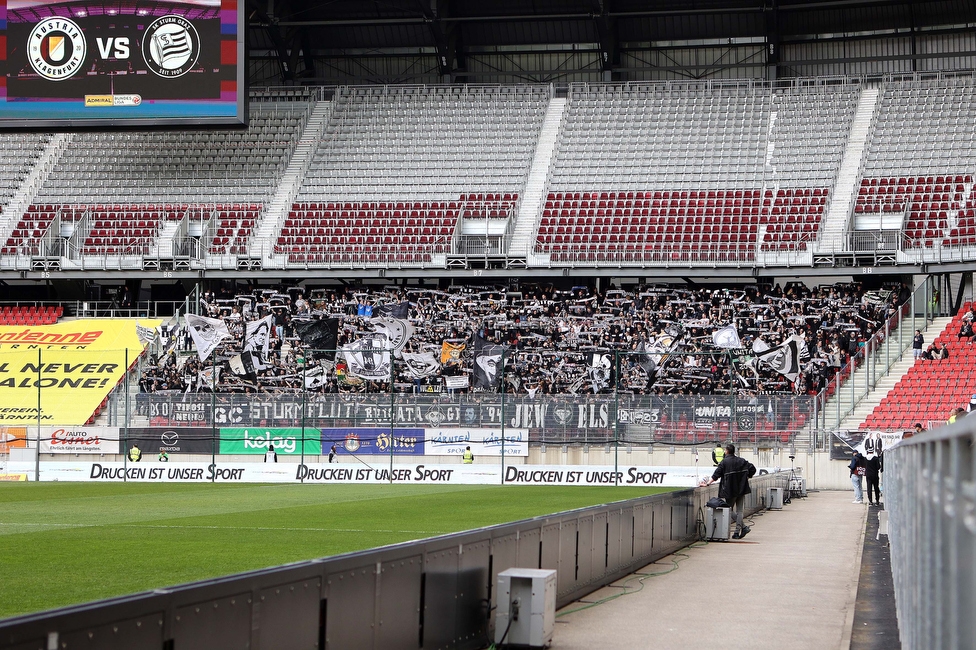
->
[28,17,86,81]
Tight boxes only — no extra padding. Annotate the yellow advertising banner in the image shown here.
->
[0,319,161,426]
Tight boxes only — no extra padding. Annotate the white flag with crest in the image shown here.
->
[712,324,742,349]
[185,314,230,362]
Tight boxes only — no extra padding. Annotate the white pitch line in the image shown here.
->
[0,522,445,535]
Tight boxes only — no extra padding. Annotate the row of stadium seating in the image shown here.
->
[1,79,975,265]
[854,176,975,247]
[534,188,827,259]
[0,305,62,325]
[862,303,976,430]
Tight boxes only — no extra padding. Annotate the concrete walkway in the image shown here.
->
[554,491,868,650]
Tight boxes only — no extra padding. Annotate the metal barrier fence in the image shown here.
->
[128,392,813,445]
[0,472,788,650]
[885,416,975,650]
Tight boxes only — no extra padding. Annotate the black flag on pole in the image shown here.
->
[294,318,340,360]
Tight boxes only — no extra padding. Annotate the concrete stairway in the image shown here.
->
[818,87,879,252]
[0,133,72,246]
[509,97,566,257]
[253,101,333,260]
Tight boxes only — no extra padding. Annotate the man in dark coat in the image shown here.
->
[865,453,883,506]
[701,443,757,539]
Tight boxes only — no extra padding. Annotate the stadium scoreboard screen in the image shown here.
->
[0,0,246,128]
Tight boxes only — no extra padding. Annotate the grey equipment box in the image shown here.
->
[705,506,731,541]
[495,568,557,648]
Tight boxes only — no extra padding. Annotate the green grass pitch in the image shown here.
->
[0,482,673,619]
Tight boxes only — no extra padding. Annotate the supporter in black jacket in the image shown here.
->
[701,443,757,539]
[865,453,883,506]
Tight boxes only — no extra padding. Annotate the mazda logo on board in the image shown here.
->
[161,431,179,446]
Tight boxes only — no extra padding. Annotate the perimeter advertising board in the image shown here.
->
[324,428,425,456]
[38,426,120,453]
[424,428,528,457]
[9,462,772,486]
[125,427,214,454]
[218,428,323,456]
[0,0,245,127]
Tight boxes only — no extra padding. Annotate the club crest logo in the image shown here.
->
[424,407,446,426]
[142,15,199,78]
[553,406,574,426]
[343,433,361,453]
[28,18,86,81]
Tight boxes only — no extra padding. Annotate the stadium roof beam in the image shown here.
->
[765,0,782,80]
[590,0,620,81]
[417,0,465,82]
[246,0,295,83]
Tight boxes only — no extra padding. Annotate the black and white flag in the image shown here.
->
[587,352,614,393]
[401,351,441,379]
[472,335,506,391]
[341,335,391,380]
[228,351,259,377]
[752,334,805,382]
[294,318,340,360]
[370,317,414,358]
[373,301,411,319]
[135,321,158,346]
[303,365,329,389]
[185,314,231,362]
[197,366,221,391]
[634,341,658,376]
[244,315,273,369]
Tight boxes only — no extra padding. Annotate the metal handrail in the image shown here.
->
[814,276,938,431]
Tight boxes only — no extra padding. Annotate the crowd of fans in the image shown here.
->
[139,280,906,397]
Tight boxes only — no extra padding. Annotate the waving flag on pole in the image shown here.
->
[471,335,507,391]
[373,301,411,319]
[441,341,466,366]
[753,334,805,382]
[185,314,230,362]
[294,318,340,360]
[712,324,742,349]
[341,335,391,380]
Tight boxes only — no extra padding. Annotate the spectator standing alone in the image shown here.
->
[849,450,867,504]
[912,330,924,360]
[700,444,757,539]
[866,453,883,506]
[329,443,338,463]
[265,444,278,463]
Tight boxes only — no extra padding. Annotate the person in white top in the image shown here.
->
[265,444,277,463]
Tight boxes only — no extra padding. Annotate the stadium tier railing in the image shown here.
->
[885,414,976,650]
[0,471,789,649]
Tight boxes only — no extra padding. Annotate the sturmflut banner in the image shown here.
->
[7,462,767,486]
